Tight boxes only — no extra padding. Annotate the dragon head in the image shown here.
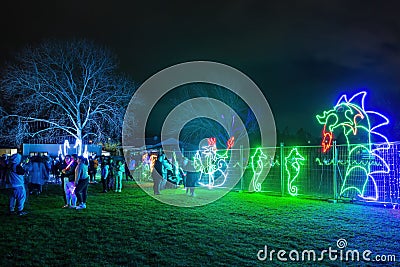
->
[316,92,369,152]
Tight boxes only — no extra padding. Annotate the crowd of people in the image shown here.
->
[1,149,200,216]
[0,154,52,196]
[151,150,199,197]
[99,156,126,193]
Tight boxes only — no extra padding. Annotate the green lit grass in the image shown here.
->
[0,182,399,266]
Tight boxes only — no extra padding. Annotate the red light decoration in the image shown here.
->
[227,136,235,150]
[322,125,333,153]
[207,137,217,146]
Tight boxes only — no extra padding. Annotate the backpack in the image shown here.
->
[15,164,25,175]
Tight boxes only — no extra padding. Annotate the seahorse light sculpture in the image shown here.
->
[250,148,268,192]
[285,148,305,196]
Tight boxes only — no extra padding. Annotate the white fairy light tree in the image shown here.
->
[0,39,136,153]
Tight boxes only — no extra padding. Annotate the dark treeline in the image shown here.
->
[277,127,321,146]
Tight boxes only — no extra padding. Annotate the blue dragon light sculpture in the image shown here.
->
[316,91,391,201]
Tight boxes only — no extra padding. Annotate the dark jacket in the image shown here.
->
[61,160,77,182]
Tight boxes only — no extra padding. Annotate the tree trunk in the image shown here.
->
[76,129,83,156]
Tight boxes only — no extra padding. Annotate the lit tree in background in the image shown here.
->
[0,39,136,153]
[164,83,259,149]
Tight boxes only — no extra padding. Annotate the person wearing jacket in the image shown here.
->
[152,151,172,195]
[115,160,125,192]
[88,155,98,184]
[60,155,77,208]
[28,156,48,195]
[74,156,89,209]
[100,157,109,193]
[8,153,27,216]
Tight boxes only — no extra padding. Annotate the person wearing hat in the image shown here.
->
[8,153,27,216]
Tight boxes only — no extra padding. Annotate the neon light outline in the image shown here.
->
[193,137,233,188]
[193,146,229,188]
[250,148,268,192]
[316,91,391,201]
[208,137,216,146]
[285,148,305,196]
[227,136,235,150]
[321,125,333,153]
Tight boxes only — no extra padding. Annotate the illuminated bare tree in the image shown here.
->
[0,39,136,152]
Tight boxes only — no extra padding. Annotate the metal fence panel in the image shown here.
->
[335,142,400,204]
[143,141,400,205]
[281,145,335,199]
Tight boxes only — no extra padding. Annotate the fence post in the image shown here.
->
[333,140,338,201]
[240,145,244,192]
[280,142,284,197]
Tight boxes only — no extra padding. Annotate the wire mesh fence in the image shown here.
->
[335,142,400,204]
[169,141,400,205]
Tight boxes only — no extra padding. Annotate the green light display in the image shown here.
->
[285,148,305,196]
[250,148,268,192]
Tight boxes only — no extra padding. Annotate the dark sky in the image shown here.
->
[2,0,400,138]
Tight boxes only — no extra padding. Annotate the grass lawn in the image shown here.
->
[0,181,399,266]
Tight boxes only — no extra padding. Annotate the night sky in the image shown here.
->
[2,1,400,139]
